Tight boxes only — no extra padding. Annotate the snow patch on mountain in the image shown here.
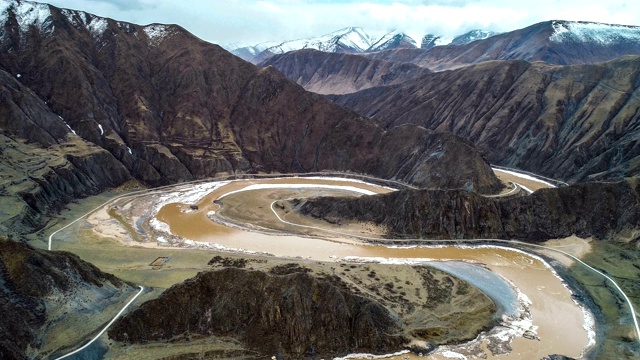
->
[451,30,498,45]
[0,0,54,34]
[421,34,453,48]
[61,9,109,36]
[87,17,109,36]
[550,21,640,44]
[434,36,454,46]
[144,24,171,44]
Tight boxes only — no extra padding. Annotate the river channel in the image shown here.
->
[140,176,595,359]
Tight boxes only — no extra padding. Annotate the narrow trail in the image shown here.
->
[51,285,145,360]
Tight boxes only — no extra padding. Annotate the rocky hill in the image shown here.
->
[109,264,496,359]
[330,57,640,182]
[366,20,640,71]
[0,0,501,235]
[259,49,431,95]
[291,177,640,241]
[0,237,134,359]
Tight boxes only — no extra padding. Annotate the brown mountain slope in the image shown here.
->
[330,57,640,182]
[291,177,640,241]
[366,20,640,71]
[259,49,431,94]
[0,1,501,234]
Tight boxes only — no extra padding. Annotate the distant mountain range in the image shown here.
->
[366,20,640,70]
[226,27,498,63]
[231,20,640,68]
[259,20,640,183]
[262,20,640,92]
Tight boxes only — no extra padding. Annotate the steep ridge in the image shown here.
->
[291,177,640,241]
[0,237,134,359]
[0,68,130,234]
[259,49,431,95]
[330,57,640,182]
[366,20,640,71]
[0,0,502,234]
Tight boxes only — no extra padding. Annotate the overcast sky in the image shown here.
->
[45,0,640,46]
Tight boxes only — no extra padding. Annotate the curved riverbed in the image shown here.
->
[133,176,595,359]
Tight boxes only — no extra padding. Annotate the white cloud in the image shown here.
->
[44,0,640,46]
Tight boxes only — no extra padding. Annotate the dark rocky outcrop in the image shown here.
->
[259,49,431,95]
[331,57,640,183]
[0,238,132,359]
[291,178,640,241]
[109,268,406,358]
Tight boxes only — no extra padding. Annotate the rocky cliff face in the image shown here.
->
[0,1,501,234]
[292,178,640,241]
[331,57,640,182]
[365,20,640,71]
[259,49,431,95]
[109,267,406,358]
[0,68,130,235]
[0,238,133,359]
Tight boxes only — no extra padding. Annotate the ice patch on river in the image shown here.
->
[217,183,378,199]
[334,349,410,359]
[151,181,230,213]
[149,218,170,233]
[492,168,557,188]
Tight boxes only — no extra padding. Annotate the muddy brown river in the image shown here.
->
[132,176,593,359]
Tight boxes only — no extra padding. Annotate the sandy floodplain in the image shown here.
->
[85,174,599,360]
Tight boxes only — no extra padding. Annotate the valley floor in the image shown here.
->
[32,170,639,359]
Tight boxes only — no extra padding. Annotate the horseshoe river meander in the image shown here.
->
[52,172,601,359]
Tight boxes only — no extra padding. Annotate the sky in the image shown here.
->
[44,0,640,47]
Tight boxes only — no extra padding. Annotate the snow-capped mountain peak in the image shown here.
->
[1,0,179,45]
[550,20,640,44]
[451,30,498,45]
[367,30,417,52]
[270,26,374,54]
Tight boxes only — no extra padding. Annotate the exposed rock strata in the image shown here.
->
[291,178,640,241]
[331,57,640,182]
[0,238,133,360]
